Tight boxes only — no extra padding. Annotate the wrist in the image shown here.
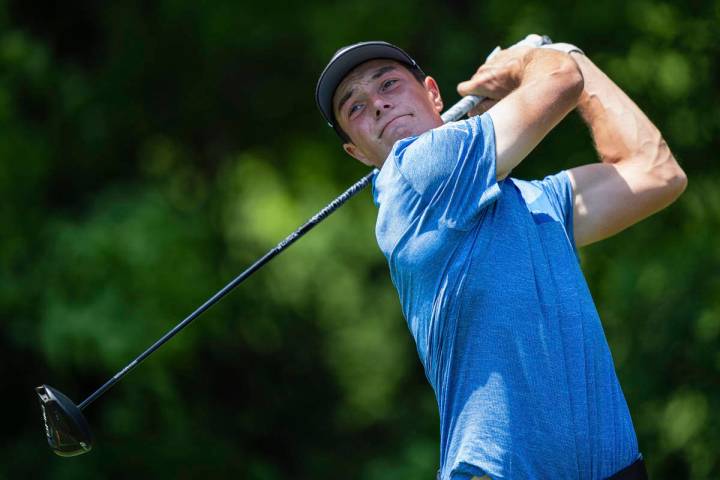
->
[541,42,585,56]
[566,53,597,108]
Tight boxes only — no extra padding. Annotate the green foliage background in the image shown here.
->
[1,0,718,478]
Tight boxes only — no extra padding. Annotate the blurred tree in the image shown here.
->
[1,0,718,478]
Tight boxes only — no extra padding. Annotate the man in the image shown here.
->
[315,38,686,479]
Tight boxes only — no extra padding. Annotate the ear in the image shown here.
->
[343,142,375,167]
[424,76,443,113]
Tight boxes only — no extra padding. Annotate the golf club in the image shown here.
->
[36,33,552,457]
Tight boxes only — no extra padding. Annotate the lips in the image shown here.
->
[379,114,412,139]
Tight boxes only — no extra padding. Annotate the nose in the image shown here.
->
[372,95,392,118]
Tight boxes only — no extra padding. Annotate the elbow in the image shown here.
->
[668,162,688,200]
[653,145,688,203]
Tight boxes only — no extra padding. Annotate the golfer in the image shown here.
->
[315,38,686,479]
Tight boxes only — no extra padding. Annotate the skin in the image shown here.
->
[333,46,686,248]
[564,53,687,246]
[334,48,585,180]
[457,49,687,247]
[458,46,585,180]
[330,46,687,480]
[332,59,444,168]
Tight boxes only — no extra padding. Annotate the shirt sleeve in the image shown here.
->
[531,171,576,251]
[391,113,500,231]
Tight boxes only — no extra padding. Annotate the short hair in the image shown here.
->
[334,63,426,144]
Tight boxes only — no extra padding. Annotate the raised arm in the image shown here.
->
[457,47,584,180]
[567,52,687,247]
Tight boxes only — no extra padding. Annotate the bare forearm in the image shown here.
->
[572,53,683,179]
[460,46,583,179]
[566,51,688,247]
[522,49,584,107]
[488,49,583,178]
[459,46,583,117]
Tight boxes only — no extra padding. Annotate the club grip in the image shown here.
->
[440,34,553,123]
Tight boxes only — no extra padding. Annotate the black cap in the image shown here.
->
[315,41,424,140]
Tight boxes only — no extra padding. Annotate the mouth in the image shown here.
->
[379,114,413,139]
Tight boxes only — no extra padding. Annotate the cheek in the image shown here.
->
[343,123,372,151]
[356,118,376,140]
[342,118,364,141]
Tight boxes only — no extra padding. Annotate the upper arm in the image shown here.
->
[567,156,687,247]
[488,53,583,180]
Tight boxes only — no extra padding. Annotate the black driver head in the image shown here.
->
[36,385,93,457]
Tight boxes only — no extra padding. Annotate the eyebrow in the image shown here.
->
[336,65,398,115]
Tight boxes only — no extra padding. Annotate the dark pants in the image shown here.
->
[435,457,648,480]
[607,457,648,480]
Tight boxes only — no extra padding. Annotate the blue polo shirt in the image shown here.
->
[372,113,639,479]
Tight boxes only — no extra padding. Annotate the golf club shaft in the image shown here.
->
[441,34,552,122]
[78,169,377,410]
[78,33,553,411]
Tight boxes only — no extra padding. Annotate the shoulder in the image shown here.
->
[387,114,496,197]
[392,113,492,163]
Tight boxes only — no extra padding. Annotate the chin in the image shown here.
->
[388,126,424,144]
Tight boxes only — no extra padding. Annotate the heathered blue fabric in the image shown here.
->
[372,113,639,479]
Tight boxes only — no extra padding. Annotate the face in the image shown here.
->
[333,59,444,168]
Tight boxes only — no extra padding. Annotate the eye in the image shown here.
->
[348,103,363,117]
[382,79,398,90]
